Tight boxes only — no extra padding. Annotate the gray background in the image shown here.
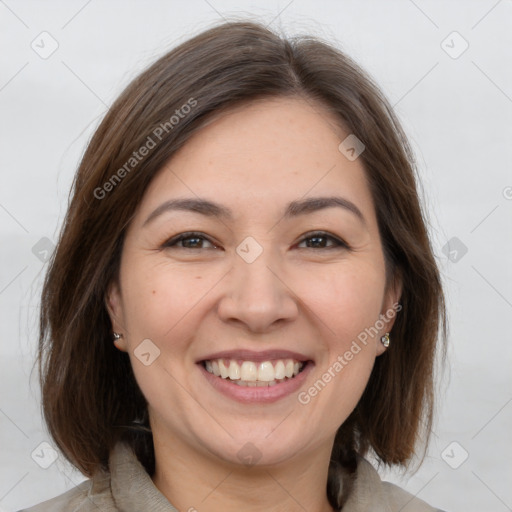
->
[1,1,511,511]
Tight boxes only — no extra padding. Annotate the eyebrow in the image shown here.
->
[142,196,366,227]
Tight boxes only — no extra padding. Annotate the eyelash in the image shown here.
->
[162,231,349,251]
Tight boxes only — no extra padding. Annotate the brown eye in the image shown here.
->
[163,232,218,249]
[161,231,349,251]
[297,232,349,250]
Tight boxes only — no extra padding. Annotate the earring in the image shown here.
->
[380,332,390,348]
[113,332,124,351]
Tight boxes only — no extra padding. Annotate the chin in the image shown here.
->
[203,430,312,468]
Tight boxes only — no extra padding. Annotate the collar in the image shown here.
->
[104,441,396,511]
[108,442,178,511]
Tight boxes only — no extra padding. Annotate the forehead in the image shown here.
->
[135,96,377,227]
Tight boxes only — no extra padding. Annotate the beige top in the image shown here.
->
[19,442,445,511]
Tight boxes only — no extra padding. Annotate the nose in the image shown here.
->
[217,243,299,333]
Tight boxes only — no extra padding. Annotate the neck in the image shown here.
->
[151,433,336,512]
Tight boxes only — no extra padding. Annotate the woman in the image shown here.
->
[24,19,447,512]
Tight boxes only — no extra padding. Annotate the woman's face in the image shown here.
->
[107,96,401,467]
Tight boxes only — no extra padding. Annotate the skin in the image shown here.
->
[107,96,402,512]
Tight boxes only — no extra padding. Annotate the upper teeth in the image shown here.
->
[205,359,304,382]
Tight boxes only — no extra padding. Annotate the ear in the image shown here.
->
[105,279,128,351]
[376,270,403,356]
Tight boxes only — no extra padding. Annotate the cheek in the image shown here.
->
[297,262,383,405]
[120,258,200,339]
[119,259,204,419]
[301,259,385,339]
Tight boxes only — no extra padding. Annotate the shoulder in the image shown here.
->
[17,470,116,512]
[344,457,447,512]
[16,442,173,512]
[380,480,445,512]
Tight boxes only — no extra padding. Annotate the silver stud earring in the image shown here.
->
[380,332,390,348]
[113,332,123,341]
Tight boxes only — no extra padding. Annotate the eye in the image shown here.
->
[162,231,349,251]
[162,231,218,250]
[296,231,349,250]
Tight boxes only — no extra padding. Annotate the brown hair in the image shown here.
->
[37,19,447,510]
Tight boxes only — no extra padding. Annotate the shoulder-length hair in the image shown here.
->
[38,19,447,510]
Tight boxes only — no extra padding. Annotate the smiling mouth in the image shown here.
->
[201,358,309,387]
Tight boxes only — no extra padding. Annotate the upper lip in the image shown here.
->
[197,349,312,363]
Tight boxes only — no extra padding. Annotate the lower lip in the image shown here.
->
[198,361,314,404]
